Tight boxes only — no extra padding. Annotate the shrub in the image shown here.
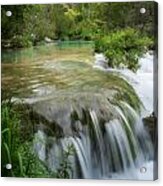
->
[94,28,153,72]
[11,35,33,48]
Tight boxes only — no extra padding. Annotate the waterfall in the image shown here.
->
[33,100,153,179]
[105,119,135,172]
[32,52,154,180]
[69,135,92,178]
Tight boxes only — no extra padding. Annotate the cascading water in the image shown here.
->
[94,52,154,114]
[91,52,154,180]
[33,95,154,179]
[32,52,155,180]
[2,44,154,180]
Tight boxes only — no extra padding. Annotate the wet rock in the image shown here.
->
[143,113,157,143]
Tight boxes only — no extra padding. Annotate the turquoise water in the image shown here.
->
[1,41,94,64]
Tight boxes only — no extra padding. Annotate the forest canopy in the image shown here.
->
[1,2,156,48]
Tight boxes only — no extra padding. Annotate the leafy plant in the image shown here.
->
[94,28,153,71]
[2,2,155,49]
[11,35,33,48]
[1,100,74,178]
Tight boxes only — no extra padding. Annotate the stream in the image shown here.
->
[2,42,155,180]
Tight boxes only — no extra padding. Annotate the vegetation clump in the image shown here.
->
[1,100,74,178]
[95,28,153,71]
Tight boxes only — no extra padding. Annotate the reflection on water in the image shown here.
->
[2,42,96,99]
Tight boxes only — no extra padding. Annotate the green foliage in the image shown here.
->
[1,100,20,177]
[1,3,156,71]
[95,28,153,71]
[1,2,156,48]
[11,35,33,48]
[1,100,74,178]
[1,100,47,177]
[54,145,75,178]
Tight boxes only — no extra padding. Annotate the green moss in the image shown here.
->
[109,75,141,113]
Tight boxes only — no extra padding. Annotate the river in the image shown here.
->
[1,42,155,180]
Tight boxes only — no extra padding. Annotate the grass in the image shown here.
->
[1,99,74,178]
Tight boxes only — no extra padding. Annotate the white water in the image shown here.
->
[93,52,154,180]
[34,101,154,180]
[33,52,154,180]
[94,52,154,114]
[119,53,153,115]
[94,53,108,69]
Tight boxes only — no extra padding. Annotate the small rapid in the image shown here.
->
[94,52,154,114]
